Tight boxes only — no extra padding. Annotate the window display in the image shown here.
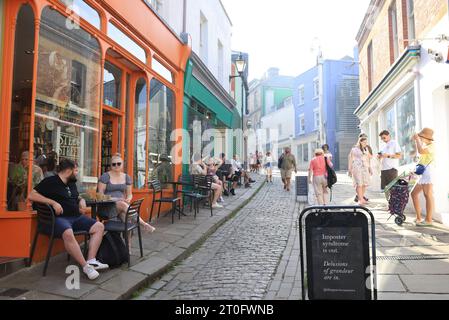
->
[396,88,416,165]
[34,7,101,191]
[134,78,147,189]
[148,79,174,184]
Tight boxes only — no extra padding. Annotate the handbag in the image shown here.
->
[415,161,432,176]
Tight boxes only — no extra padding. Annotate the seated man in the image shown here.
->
[231,155,252,189]
[216,153,235,196]
[28,159,108,280]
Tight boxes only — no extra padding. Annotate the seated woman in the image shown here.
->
[98,154,155,251]
[190,153,223,209]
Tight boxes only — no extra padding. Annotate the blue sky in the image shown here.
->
[221,0,371,81]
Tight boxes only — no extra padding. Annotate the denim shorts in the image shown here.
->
[40,215,97,238]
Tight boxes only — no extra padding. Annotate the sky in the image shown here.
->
[221,0,372,81]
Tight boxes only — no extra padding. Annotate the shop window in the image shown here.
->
[386,106,396,140]
[134,78,147,189]
[396,88,416,165]
[152,57,173,84]
[148,79,175,185]
[59,0,101,29]
[103,61,122,109]
[7,4,36,211]
[34,7,101,191]
[107,22,146,64]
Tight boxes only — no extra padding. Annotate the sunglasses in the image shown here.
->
[111,162,122,167]
[66,186,72,197]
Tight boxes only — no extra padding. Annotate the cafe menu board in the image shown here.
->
[305,212,371,300]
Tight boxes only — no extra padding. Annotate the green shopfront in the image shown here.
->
[183,53,241,172]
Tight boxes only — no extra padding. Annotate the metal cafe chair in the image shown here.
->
[192,175,214,217]
[149,180,182,224]
[103,199,144,267]
[28,203,89,277]
[177,174,209,219]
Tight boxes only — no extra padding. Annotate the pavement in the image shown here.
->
[0,175,265,300]
[2,171,449,300]
[137,171,449,300]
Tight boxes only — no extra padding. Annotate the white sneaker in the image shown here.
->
[212,203,223,209]
[87,259,109,271]
[218,196,225,203]
[83,264,100,280]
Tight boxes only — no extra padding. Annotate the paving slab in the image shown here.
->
[401,259,449,275]
[400,275,449,293]
[99,271,147,296]
[377,275,407,292]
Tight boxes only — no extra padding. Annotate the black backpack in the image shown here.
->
[96,231,128,269]
[278,155,284,169]
[325,158,337,189]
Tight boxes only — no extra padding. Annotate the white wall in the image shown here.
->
[260,102,295,159]
[159,0,232,92]
[416,16,449,223]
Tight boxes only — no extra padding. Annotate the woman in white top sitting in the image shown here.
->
[264,152,274,183]
[190,154,223,209]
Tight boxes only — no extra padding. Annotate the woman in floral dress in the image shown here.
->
[348,137,373,206]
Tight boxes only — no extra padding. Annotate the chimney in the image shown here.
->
[267,67,280,78]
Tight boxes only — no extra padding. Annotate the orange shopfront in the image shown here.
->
[0,0,191,261]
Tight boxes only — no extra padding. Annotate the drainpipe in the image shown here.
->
[183,0,187,34]
[414,68,423,130]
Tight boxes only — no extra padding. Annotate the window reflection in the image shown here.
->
[34,7,101,190]
[7,4,37,211]
[103,61,122,109]
[59,0,101,29]
[107,22,146,64]
[134,78,147,189]
[148,79,174,184]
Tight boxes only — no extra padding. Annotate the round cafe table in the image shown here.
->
[86,199,118,221]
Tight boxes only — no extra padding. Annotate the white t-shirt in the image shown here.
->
[380,140,402,171]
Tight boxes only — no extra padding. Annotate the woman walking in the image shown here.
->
[348,137,372,206]
[264,151,274,183]
[411,128,435,226]
[308,149,333,205]
[98,154,155,253]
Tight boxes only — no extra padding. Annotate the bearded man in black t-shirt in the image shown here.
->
[29,159,108,280]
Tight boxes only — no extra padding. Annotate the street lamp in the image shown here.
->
[230,52,248,166]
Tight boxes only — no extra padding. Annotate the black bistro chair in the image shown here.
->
[177,174,209,219]
[28,203,90,277]
[149,180,182,224]
[193,175,214,217]
[103,199,144,267]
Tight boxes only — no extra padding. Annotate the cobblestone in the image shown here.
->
[139,175,297,300]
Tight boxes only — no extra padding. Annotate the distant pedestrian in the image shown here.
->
[249,153,256,172]
[348,137,372,206]
[309,148,333,205]
[378,130,402,191]
[322,144,333,161]
[256,152,263,173]
[264,151,274,183]
[411,128,435,226]
[280,147,297,192]
[349,133,373,202]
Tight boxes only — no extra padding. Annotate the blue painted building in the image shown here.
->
[292,56,360,170]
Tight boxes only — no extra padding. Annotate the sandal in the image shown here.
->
[416,221,433,227]
[143,223,156,233]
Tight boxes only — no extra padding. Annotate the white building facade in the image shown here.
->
[356,8,449,224]
[147,0,232,92]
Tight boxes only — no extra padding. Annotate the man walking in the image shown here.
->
[378,130,402,191]
[280,147,297,192]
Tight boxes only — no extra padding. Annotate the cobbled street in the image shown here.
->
[138,174,301,300]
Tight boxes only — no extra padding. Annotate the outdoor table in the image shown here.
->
[165,181,194,217]
[86,199,118,221]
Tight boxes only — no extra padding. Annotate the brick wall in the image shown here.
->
[358,0,448,102]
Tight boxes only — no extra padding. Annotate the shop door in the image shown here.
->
[101,112,120,174]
